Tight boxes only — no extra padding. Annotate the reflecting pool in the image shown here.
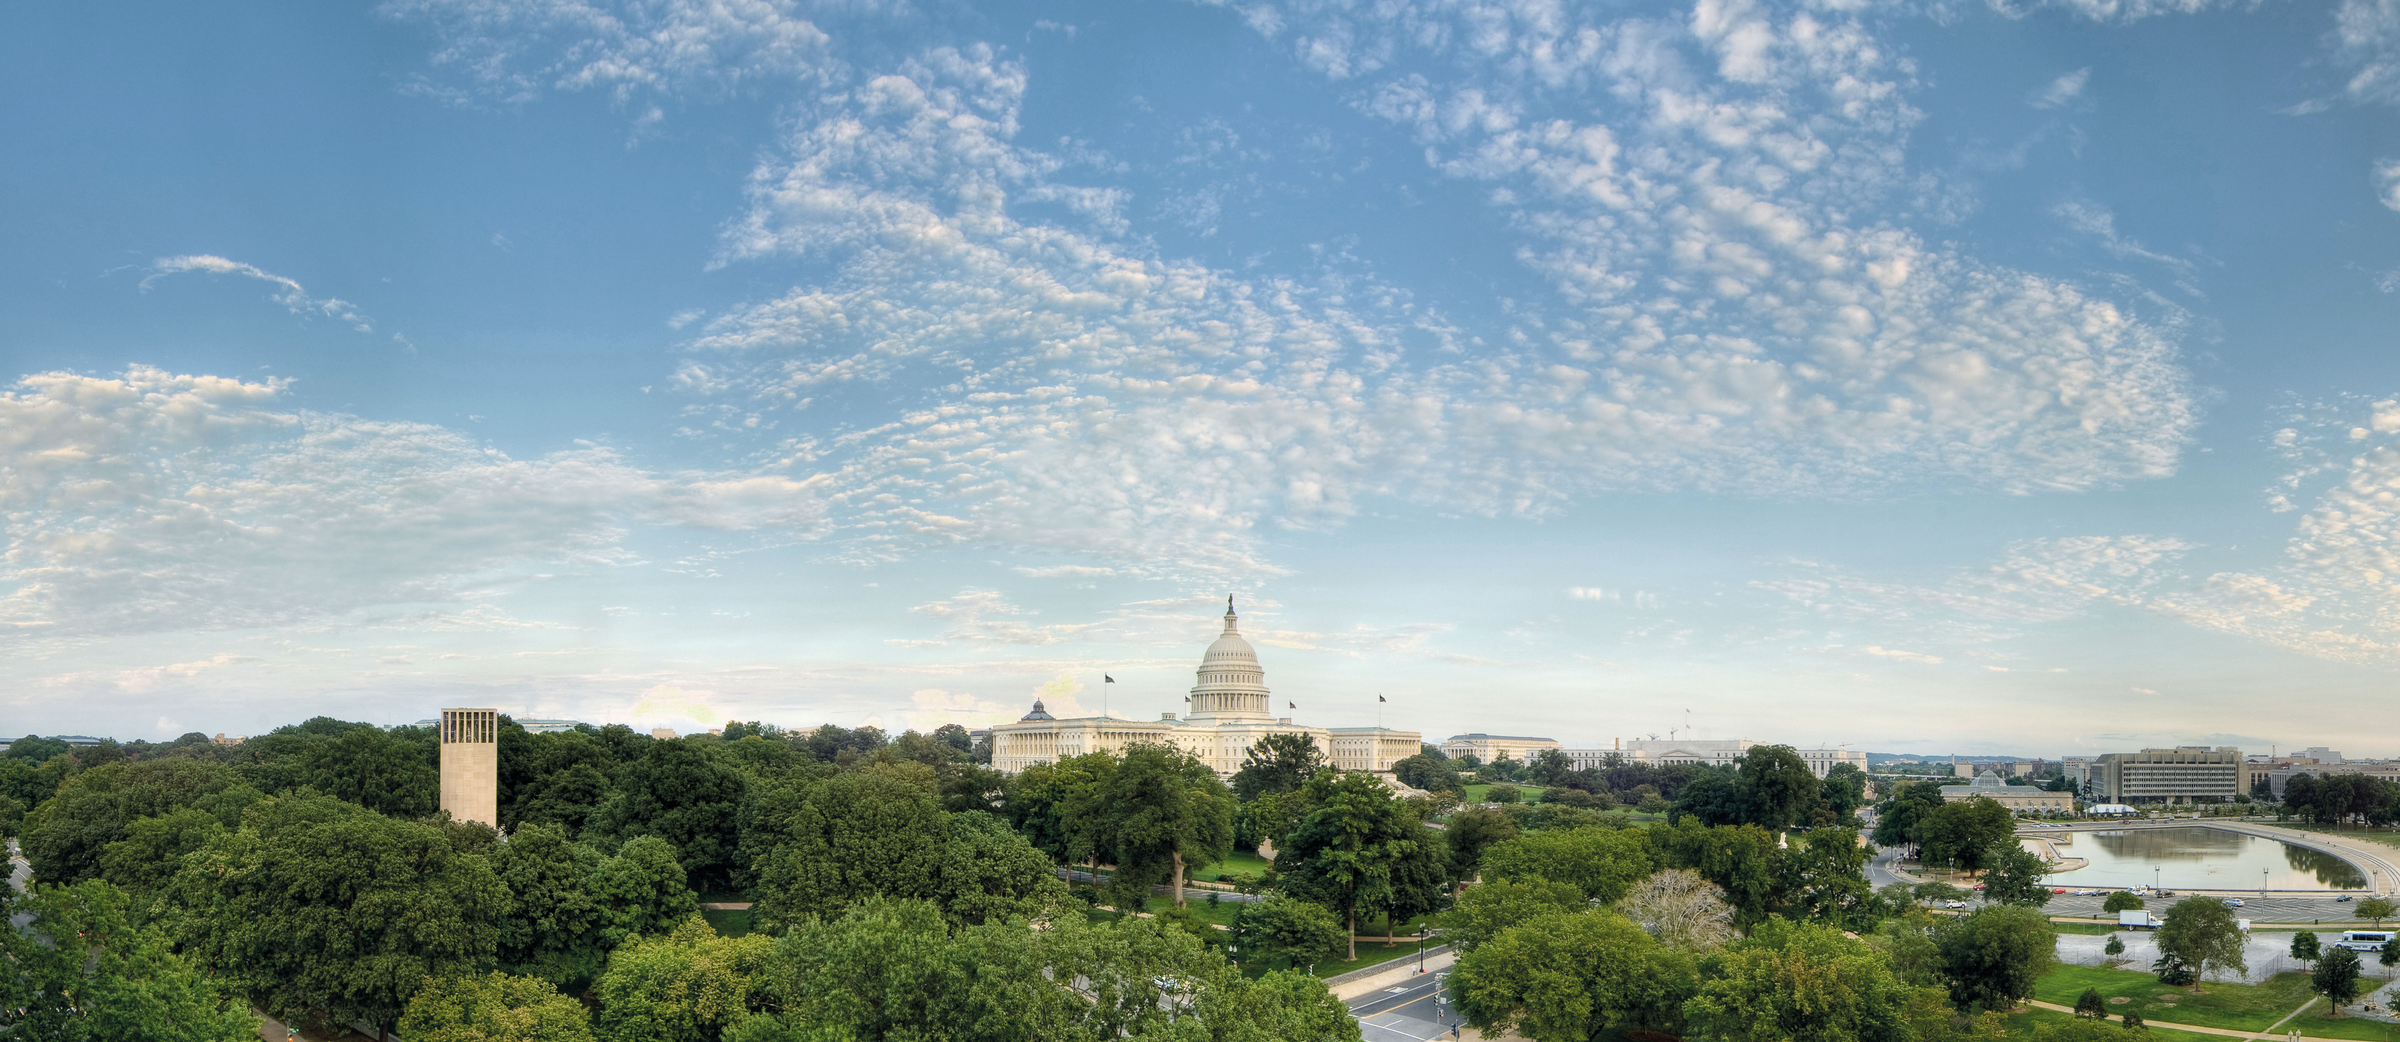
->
[2046,827,2367,890]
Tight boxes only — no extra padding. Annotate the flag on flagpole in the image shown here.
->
[1378,695,1386,702]
[1105,675,1115,683]
[1288,702,1296,709]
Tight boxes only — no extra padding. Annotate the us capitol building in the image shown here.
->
[989,599,1420,777]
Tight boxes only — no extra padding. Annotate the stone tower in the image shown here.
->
[439,708,499,828]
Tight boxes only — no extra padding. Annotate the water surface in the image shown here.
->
[2045,827,2366,891]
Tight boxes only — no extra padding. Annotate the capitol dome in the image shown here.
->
[1188,597,1272,721]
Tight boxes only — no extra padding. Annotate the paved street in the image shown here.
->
[1349,970,1464,1042]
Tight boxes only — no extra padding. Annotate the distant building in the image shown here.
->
[1562,739,1865,779]
[2091,747,2243,804]
[1443,734,1565,763]
[516,719,588,734]
[2263,760,2400,799]
[47,735,105,747]
[1941,771,2073,813]
[210,733,246,747]
[438,708,499,828]
[650,728,679,740]
[989,600,1418,777]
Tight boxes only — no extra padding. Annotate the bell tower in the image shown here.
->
[438,708,499,828]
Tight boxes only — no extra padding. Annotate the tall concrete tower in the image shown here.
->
[439,708,499,828]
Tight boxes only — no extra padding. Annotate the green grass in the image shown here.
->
[2050,921,2121,935]
[1187,850,1273,883]
[1141,896,1244,926]
[1309,939,1442,979]
[702,908,754,937]
[2034,964,2323,1033]
[1998,1005,2221,1042]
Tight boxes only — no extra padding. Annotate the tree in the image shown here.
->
[1003,751,1116,871]
[2104,934,2125,957]
[20,758,250,885]
[1390,754,1464,795]
[2101,891,2145,914]
[1097,743,1236,908]
[1780,827,1877,928]
[1684,918,1924,1042]
[1917,797,2016,872]
[1935,904,2058,1011]
[593,916,775,1042]
[1479,826,1652,904]
[1442,877,1588,954]
[1979,840,2054,908]
[2357,896,2397,927]
[1732,745,1822,830]
[1231,733,1326,801]
[2074,986,2107,1019]
[1652,819,1783,929]
[1613,868,1736,952]
[492,822,612,990]
[932,811,1070,927]
[1277,770,1426,960]
[589,739,747,892]
[2291,930,2322,963]
[2380,939,2399,979]
[1487,783,1522,804]
[1232,895,1351,970]
[749,769,948,930]
[594,836,702,948]
[2314,945,2364,1014]
[400,973,597,1042]
[294,724,439,818]
[1669,767,1742,826]
[1871,781,1949,851]
[1821,763,1869,823]
[1442,807,1519,882]
[0,879,258,1042]
[161,795,508,1037]
[2153,897,2246,989]
[1450,911,1694,1042]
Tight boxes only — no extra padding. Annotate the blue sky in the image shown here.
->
[6,0,2400,756]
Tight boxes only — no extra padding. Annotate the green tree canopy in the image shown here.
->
[1870,781,1950,850]
[1231,732,1327,801]
[0,879,258,1042]
[1095,743,1236,908]
[1441,807,1519,882]
[1232,894,1352,970]
[1821,763,1870,823]
[1002,751,1117,868]
[20,757,251,885]
[1277,770,1430,960]
[2358,897,2397,927]
[1733,745,1823,830]
[1917,797,2017,872]
[161,794,509,1036]
[593,916,776,1042]
[1449,911,1694,1042]
[1442,876,1589,954]
[2153,897,2247,988]
[491,822,613,991]
[590,739,748,892]
[2314,945,2365,1012]
[2291,931,2322,962]
[1979,840,2055,908]
[1479,826,1653,904]
[2101,891,2145,913]
[400,972,598,1042]
[294,724,439,818]
[1391,753,1465,795]
[593,835,702,950]
[1935,904,2058,1011]
[1683,918,1924,1042]
[751,770,1060,933]
[1652,819,1785,928]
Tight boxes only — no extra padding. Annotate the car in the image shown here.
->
[2222,898,2245,908]
[1945,900,1968,909]
[2053,888,2068,894]
[1973,883,1987,891]
[2339,895,2357,902]
[2076,889,2099,896]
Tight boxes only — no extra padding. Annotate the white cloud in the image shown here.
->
[0,367,825,642]
[2031,67,2091,108]
[2376,158,2400,210]
[666,16,2196,576]
[1861,644,1942,663]
[2335,0,2400,107]
[379,0,843,110]
[144,255,377,333]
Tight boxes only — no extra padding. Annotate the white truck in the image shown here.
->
[2118,909,2163,930]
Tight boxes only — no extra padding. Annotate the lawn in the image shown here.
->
[1998,1005,2222,1042]
[1309,938,1443,979]
[1188,850,1273,883]
[2050,921,2120,935]
[702,908,755,937]
[2034,964,2337,1035]
[1140,895,1245,926]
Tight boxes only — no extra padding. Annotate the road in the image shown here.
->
[1348,970,1464,1042]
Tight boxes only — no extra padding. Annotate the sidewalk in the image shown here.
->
[2022,998,2338,1041]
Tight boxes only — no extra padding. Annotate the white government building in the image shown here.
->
[989,599,1420,777]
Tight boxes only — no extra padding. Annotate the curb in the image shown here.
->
[1323,943,1453,988]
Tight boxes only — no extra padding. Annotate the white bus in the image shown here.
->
[2336,931,2394,951]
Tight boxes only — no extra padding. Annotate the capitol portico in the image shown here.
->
[988,599,1419,777]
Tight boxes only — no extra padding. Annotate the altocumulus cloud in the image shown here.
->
[0,367,824,641]
[391,0,2202,580]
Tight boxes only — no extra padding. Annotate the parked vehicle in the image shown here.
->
[1946,900,1969,909]
[2222,898,2245,908]
[2337,931,2395,951]
[2338,895,2357,903]
[2118,909,2164,930]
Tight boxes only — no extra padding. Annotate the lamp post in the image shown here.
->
[1418,924,1430,972]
